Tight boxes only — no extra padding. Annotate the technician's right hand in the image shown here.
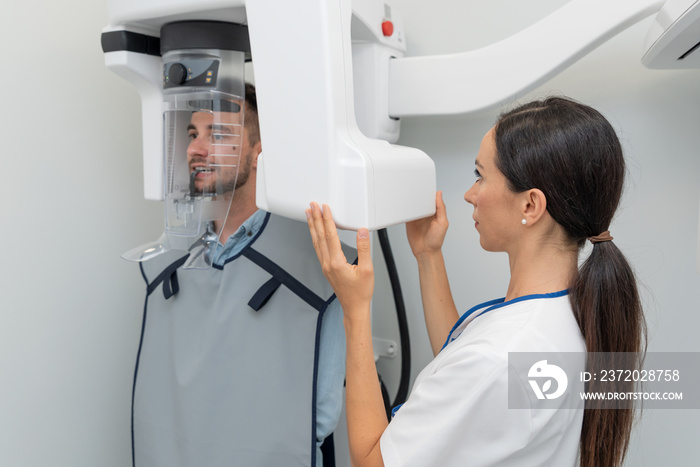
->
[306,203,375,321]
[406,191,449,258]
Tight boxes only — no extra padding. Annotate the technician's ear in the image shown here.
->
[521,188,547,225]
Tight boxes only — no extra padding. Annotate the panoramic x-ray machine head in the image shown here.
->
[102,0,437,267]
[102,0,700,266]
[109,21,252,268]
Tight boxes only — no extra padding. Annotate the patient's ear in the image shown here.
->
[252,141,262,169]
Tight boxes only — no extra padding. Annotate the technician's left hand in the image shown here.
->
[306,203,374,320]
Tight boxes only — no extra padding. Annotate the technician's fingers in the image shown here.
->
[307,202,330,265]
[356,228,373,274]
[320,205,347,263]
[435,190,449,228]
[306,207,320,260]
[435,191,446,217]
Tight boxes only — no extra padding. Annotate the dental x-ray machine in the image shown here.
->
[102,0,700,259]
[102,0,437,261]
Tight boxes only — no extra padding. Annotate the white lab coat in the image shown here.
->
[381,292,585,467]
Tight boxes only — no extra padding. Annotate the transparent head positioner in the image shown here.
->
[122,21,249,269]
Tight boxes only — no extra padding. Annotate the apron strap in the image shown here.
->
[247,276,282,312]
[143,247,330,311]
[242,247,327,313]
[144,255,190,299]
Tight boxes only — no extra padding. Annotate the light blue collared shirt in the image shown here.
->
[213,210,346,453]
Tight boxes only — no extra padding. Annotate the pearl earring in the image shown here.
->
[521,219,527,225]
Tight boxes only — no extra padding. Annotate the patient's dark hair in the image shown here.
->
[244,82,260,146]
[494,96,646,467]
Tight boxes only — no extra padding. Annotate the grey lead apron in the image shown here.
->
[133,213,354,467]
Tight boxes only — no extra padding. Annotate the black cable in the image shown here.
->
[377,228,411,408]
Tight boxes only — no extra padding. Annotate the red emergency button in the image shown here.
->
[382,20,394,37]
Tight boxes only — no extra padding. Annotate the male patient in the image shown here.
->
[132,82,354,467]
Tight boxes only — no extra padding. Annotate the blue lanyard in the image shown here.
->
[392,298,512,419]
[391,290,570,419]
[439,290,570,352]
[439,298,505,352]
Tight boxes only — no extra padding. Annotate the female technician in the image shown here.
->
[307,97,645,467]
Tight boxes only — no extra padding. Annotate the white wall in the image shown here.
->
[1,1,698,466]
[374,1,700,466]
[1,2,162,466]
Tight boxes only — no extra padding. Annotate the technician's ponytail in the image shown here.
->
[570,240,645,467]
[494,97,646,467]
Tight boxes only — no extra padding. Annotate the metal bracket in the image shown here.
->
[373,338,398,361]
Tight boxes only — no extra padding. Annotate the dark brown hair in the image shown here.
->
[494,96,646,467]
[244,82,260,146]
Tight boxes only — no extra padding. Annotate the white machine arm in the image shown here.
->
[388,0,665,117]
[643,0,700,68]
[246,0,435,230]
